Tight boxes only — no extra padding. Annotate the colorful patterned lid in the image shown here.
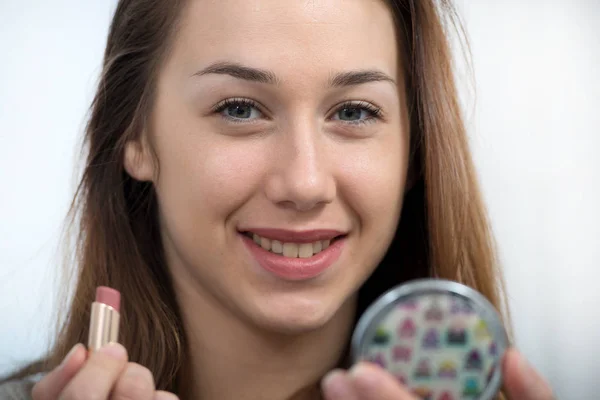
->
[351,279,508,400]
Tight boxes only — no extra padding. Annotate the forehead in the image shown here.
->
[171,0,399,80]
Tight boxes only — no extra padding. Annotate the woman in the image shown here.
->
[0,0,554,399]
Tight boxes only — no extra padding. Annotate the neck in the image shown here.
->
[174,282,356,400]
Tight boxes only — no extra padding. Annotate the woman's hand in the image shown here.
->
[322,348,554,400]
[31,343,179,400]
[502,348,554,399]
[322,362,418,400]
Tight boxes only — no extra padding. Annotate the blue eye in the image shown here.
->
[332,101,382,125]
[213,98,382,126]
[214,98,263,121]
[335,107,371,122]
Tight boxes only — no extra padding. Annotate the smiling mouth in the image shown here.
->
[240,231,345,258]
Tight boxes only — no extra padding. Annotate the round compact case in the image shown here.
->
[351,279,508,400]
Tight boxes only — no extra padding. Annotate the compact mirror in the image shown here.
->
[351,279,508,400]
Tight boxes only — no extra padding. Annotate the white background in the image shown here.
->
[1,1,598,398]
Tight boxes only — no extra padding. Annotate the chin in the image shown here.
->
[249,292,343,335]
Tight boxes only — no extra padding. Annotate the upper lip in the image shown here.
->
[239,228,346,243]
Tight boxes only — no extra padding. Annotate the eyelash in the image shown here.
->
[212,98,260,124]
[212,98,383,125]
[337,101,383,125]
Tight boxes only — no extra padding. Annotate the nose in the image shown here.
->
[265,124,336,212]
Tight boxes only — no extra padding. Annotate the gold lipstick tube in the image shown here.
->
[87,301,120,351]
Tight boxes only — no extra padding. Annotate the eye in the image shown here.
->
[213,98,264,122]
[331,101,382,125]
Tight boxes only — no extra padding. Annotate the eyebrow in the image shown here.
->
[193,61,396,87]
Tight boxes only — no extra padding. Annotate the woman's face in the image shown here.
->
[126,0,409,333]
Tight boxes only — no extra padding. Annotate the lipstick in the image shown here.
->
[87,286,121,352]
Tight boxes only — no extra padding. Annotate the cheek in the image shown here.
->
[333,134,407,292]
[338,137,407,232]
[152,129,267,239]
[149,76,269,239]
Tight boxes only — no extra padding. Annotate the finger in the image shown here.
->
[153,391,180,400]
[349,363,418,400]
[110,362,155,400]
[32,344,87,400]
[321,369,359,400]
[60,342,128,399]
[503,348,554,400]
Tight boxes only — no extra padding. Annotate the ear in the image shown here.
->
[123,139,154,182]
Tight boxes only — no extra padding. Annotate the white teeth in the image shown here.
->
[260,236,271,250]
[313,241,322,253]
[283,242,299,257]
[246,232,340,258]
[271,240,283,254]
[298,243,313,258]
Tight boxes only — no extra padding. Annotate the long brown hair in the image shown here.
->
[3,0,510,394]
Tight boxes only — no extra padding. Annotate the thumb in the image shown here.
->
[503,348,554,399]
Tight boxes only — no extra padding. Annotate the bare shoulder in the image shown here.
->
[0,378,36,400]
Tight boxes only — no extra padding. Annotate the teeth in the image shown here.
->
[283,242,299,257]
[313,241,322,253]
[298,243,313,258]
[271,240,283,254]
[246,232,338,258]
[260,236,271,250]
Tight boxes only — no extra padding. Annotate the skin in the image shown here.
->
[32,0,555,399]
[146,0,406,338]
[130,0,407,397]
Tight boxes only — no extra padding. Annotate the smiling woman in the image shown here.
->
[0,0,555,400]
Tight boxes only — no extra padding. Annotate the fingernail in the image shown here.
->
[59,343,82,368]
[322,370,354,398]
[99,342,127,360]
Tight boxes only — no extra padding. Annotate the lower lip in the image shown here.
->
[241,234,345,281]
